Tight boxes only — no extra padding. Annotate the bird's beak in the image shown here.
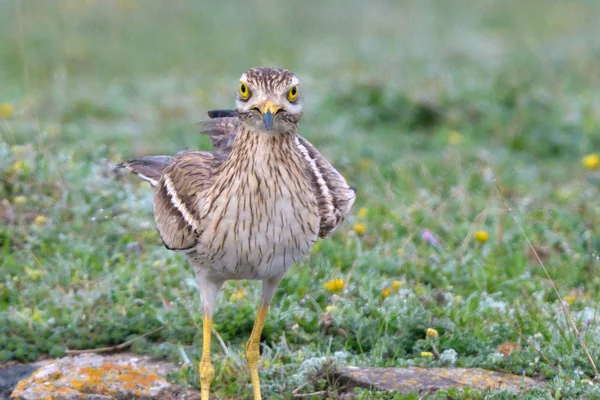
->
[259,100,280,131]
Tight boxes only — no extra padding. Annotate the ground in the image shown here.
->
[1,1,600,399]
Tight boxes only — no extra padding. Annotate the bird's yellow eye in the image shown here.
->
[288,86,298,102]
[239,82,250,100]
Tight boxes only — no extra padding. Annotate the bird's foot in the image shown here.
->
[245,342,262,400]
[199,357,214,400]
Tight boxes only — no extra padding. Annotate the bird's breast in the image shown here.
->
[194,145,319,280]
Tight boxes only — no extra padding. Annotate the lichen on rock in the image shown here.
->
[10,353,192,400]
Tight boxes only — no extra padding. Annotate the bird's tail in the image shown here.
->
[117,156,173,187]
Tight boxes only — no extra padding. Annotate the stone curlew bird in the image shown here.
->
[119,67,355,399]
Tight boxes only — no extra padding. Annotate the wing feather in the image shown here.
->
[117,156,173,187]
[154,151,224,251]
[207,109,237,118]
[295,136,356,237]
[199,116,238,155]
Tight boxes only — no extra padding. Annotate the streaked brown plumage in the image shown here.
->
[118,67,355,400]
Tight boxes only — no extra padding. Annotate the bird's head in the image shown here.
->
[235,67,303,135]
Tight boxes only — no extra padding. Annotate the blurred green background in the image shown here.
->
[2,1,600,399]
[2,0,600,156]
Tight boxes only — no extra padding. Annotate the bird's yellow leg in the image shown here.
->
[200,315,214,400]
[245,302,270,400]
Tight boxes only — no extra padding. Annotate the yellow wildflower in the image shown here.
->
[24,267,43,281]
[448,130,463,145]
[426,328,439,338]
[474,230,489,243]
[324,278,345,294]
[564,294,576,306]
[414,284,426,296]
[381,287,390,299]
[31,308,43,323]
[0,103,14,118]
[311,241,322,253]
[421,351,433,358]
[353,222,367,235]
[325,305,338,313]
[582,153,600,170]
[13,196,27,205]
[357,207,369,219]
[33,215,48,227]
[229,289,245,302]
[9,160,26,174]
[391,280,403,293]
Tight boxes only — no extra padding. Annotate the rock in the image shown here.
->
[336,366,544,394]
[10,353,199,400]
[1,364,46,399]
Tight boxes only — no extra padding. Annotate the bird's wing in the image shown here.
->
[153,150,225,252]
[118,110,237,251]
[207,109,237,118]
[294,135,356,238]
[200,111,238,156]
[117,155,174,187]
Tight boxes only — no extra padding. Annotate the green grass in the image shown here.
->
[2,1,600,398]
